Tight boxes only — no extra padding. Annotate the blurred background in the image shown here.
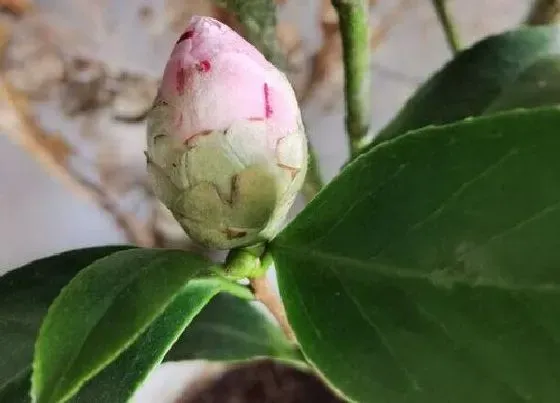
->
[0,0,539,401]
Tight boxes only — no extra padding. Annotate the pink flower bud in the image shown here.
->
[147,16,307,249]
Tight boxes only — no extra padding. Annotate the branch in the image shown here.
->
[249,276,296,342]
[370,0,412,50]
[223,247,296,342]
[71,172,155,247]
[0,77,155,247]
[0,0,33,16]
[526,0,560,25]
[332,0,371,159]
[431,0,460,54]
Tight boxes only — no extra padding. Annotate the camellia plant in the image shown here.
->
[3,1,560,402]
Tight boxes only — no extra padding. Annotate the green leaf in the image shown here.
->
[31,248,214,403]
[2,247,296,403]
[165,293,299,363]
[0,246,133,401]
[71,278,251,403]
[373,26,560,145]
[272,106,560,402]
[0,370,30,403]
[485,56,560,113]
[213,0,283,66]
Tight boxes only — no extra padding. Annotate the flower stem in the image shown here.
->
[332,0,372,160]
[526,0,560,25]
[431,0,461,54]
[223,246,296,341]
[249,276,296,342]
[223,246,267,279]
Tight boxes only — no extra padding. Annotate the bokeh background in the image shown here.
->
[0,0,537,400]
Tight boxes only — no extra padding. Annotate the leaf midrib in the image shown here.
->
[272,243,560,292]
[38,251,191,403]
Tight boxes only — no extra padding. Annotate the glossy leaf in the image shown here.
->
[0,246,132,401]
[0,371,29,403]
[373,26,560,145]
[165,293,299,363]
[31,248,214,403]
[272,107,560,402]
[1,247,292,403]
[71,278,251,403]
[485,56,560,113]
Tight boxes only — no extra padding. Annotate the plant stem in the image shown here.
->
[431,0,460,54]
[223,247,296,341]
[332,0,371,160]
[526,0,560,25]
[249,276,296,342]
[222,245,268,279]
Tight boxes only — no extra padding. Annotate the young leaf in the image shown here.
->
[1,248,294,403]
[71,278,252,403]
[165,293,299,363]
[272,107,560,402]
[0,246,132,401]
[31,248,214,403]
[373,26,560,145]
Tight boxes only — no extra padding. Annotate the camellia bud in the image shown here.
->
[146,16,307,249]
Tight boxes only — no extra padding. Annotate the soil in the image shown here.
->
[178,359,345,403]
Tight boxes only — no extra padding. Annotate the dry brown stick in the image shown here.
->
[0,0,33,16]
[250,276,296,342]
[0,76,155,247]
[526,0,560,25]
[70,171,156,247]
[370,0,412,49]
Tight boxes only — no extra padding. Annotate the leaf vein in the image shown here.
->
[42,251,171,402]
[273,244,560,291]
[307,163,409,248]
[452,198,560,268]
[411,299,532,401]
[328,264,421,391]
[369,147,519,260]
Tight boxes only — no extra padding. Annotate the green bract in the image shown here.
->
[147,109,307,249]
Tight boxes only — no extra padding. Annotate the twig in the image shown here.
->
[250,276,296,342]
[370,0,411,50]
[331,0,371,160]
[526,0,560,25]
[0,0,33,16]
[70,171,155,247]
[0,77,155,247]
[431,0,460,54]
[223,248,296,342]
